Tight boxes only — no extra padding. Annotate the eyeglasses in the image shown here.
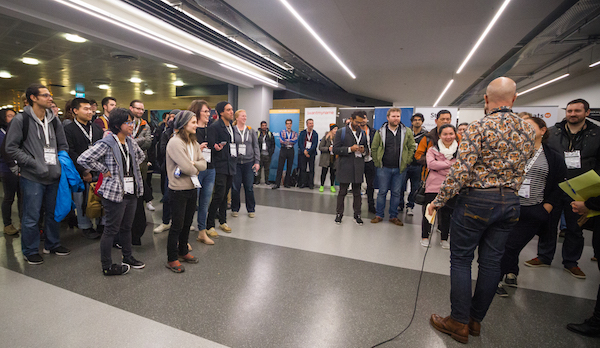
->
[38,93,53,98]
[124,121,135,125]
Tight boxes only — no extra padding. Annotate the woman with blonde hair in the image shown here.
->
[231,109,259,218]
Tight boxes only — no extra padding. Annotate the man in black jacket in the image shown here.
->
[531,99,600,279]
[256,121,275,185]
[206,101,236,234]
[64,98,104,239]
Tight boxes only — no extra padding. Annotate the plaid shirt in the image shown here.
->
[77,134,145,202]
[432,107,535,208]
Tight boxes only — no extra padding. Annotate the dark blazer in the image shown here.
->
[63,120,103,177]
[333,125,367,183]
[207,117,236,175]
[541,143,568,207]
[298,129,318,156]
[257,129,275,156]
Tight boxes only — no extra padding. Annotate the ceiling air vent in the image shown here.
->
[110,51,139,61]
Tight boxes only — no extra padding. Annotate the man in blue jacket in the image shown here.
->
[5,84,70,265]
[297,118,318,189]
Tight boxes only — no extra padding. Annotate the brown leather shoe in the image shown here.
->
[370,216,383,223]
[468,318,481,336]
[430,314,468,344]
[389,218,404,226]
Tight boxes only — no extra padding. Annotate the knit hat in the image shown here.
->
[330,123,338,131]
[170,109,181,115]
[215,101,229,116]
[173,110,195,130]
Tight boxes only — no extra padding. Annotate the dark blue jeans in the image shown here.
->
[400,164,422,209]
[449,188,520,324]
[196,168,216,230]
[232,162,256,213]
[537,199,584,268]
[376,167,404,219]
[161,176,171,225]
[20,177,61,257]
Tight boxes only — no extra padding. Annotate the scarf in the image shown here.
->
[438,139,458,160]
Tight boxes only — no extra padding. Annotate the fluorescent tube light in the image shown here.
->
[165,63,178,69]
[130,77,142,83]
[219,63,279,88]
[22,57,40,65]
[280,0,356,79]
[590,60,600,68]
[173,80,184,86]
[517,73,569,96]
[98,84,109,90]
[144,89,154,95]
[456,0,511,74]
[65,34,87,43]
[0,71,12,78]
[433,79,454,107]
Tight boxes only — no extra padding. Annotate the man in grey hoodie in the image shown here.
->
[5,83,70,265]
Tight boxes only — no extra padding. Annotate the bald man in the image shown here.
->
[427,77,535,343]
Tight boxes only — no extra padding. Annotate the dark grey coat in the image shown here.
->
[333,125,368,183]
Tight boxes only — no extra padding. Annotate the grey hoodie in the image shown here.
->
[5,105,69,185]
[232,125,259,165]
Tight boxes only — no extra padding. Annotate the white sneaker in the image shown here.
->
[189,225,197,231]
[232,212,239,217]
[441,240,450,249]
[420,239,430,247]
[248,213,255,218]
[153,223,170,234]
[407,207,414,216]
[146,202,156,211]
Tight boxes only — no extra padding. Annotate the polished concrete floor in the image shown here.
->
[1,177,599,347]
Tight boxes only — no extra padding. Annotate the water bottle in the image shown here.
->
[174,167,181,178]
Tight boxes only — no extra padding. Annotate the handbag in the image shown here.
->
[414,170,429,205]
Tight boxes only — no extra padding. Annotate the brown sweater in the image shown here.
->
[166,136,207,191]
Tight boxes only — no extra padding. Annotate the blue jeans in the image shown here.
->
[72,189,92,229]
[376,167,404,219]
[196,168,216,230]
[232,162,256,213]
[449,189,520,323]
[20,177,61,256]
[400,164,422,209]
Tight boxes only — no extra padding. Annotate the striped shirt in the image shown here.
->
[520,147,549,206]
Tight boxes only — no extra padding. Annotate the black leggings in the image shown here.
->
[421,193,452,240]
[320,166,336,186]
[1,171,22,227]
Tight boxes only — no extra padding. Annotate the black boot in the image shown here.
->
[567,316,600,337]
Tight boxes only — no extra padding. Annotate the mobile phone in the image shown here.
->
[220,141,227,145]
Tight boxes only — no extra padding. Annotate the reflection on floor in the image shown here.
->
[1,182,598,347]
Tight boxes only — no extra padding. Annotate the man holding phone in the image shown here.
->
[370,108,415,226]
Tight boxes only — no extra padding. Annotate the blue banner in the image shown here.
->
[269,109,300,183]
[373,107,414,129]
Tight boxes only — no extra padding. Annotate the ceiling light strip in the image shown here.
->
[219,64,279,88]
[456,0,511,74]
[433,79,454,107]
[517,73,569,96]
[590,60,600,68]
[280,0,356,79]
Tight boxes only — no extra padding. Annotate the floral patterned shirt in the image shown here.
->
[432,107,535,208]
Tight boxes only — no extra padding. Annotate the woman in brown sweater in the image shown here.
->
[165,110,207,273]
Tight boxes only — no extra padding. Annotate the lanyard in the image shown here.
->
[0,128,5,135]
[236,125,247,142]
[351,128,362,145]
[306,131,313,142]
[524,147,543,174]
[41,117,51,146]
[133,120,141,138]
[75,120,93,144]
[365,128,371,152]
[226,125,234,143]
[187,143,195,162]
[286,131,291,140]
[113,135,130,176]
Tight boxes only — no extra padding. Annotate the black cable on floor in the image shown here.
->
[370,214,437,348]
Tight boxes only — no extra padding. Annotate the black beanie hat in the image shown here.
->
[215,101,229,116]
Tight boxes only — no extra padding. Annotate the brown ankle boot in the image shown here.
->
[469,318,481,336]
[430,314,469,343]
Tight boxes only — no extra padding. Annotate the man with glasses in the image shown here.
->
[5,83,70,265]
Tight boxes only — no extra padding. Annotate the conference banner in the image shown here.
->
[512,106,559,127]
[269,109,300,182]
[414,107,458,133]
[305,107,337,141]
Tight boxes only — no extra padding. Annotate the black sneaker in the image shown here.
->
[103,263,130,276]
[496,283,508,297]
[24,253,44,265]
[82,228,101,240]
[122,256,145,269]
[271,185,280,190]
[335,214,342,225]
[43,246,71,256]
[355,215,364,226]
[504,273,518,287]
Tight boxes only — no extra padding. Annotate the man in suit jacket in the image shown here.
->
[297,118,318,189]
[333,111,368,225]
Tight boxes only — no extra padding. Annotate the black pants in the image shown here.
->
[364,160,376,210]
[255,154,272,184]
[100,196,136,269]
[320,165,336,186]
[167,189,197,262]
[131,196,146,245]
[501,203,550,277]
[275,147,294,186]
[337,182,361,217]
[207,173,232,229]
[1,171,22,227]
[421,193,452,240]
[298,154,315,188]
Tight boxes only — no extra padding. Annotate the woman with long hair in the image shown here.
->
[0,109,21,235]
[231,109,259,218]
[421,124,459,249]
[318,124,338,193]
[165,110,207,273]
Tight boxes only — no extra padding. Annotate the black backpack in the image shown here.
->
[0,113,59,164]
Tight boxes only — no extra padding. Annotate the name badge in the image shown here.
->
[564,151,581,169]
[230,146,237,157]
[124,176,134,194]
[262,142,267,151]
[518,178,531,198]
[44,147,57,165]
[238,144,247,156]
[306,141,312,149]
[202,148,211,163]
[355,151,362,158]
[191,175,202,188]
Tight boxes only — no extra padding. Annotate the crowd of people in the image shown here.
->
[0,78,599,340]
